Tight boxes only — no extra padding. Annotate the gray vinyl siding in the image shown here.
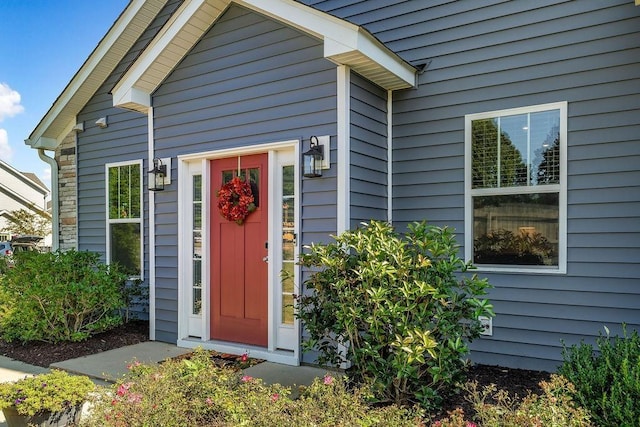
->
[349,72,388,227]
[75,1,182,320]
[302,0,640,371]
[152,5,337,343]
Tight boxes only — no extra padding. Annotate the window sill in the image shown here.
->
[471,265,566,275]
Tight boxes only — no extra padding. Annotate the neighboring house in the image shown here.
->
[0,160,51,248]
[26,0,639,371]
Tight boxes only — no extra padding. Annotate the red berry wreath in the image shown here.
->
[217,176,256,225]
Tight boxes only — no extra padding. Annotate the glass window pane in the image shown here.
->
[473,193,559,266]
[281,262,294,293]
[248,167,259,207]
[499,114,528,187]
[531,110,560,185]
[193,204,202,229]
[282,231,295,260]
[471,118,499,189]
[130,165,141,218]
[193,231,202,258]
[193,259,202,287]
[193,287,202,315]
[110,223,141,276]
[108,167,119,219]
[193,175,202,202]
[222,170,233,184]
[282,294,294,325]
[282,198,294,227]
[282,165,294,196]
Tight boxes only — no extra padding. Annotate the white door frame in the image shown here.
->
[176,140,300,366]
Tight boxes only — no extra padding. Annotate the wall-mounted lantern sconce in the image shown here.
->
[148,158,167,191]
[303,135,328,178]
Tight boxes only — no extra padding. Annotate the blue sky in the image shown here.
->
[0,0,129,188]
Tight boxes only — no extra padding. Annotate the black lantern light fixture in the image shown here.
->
[303,135,325,178]
[148,158,167,191]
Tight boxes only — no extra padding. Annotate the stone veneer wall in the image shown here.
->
[55,132,77,250]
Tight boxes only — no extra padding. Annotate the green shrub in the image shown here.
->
[0,370,95,416]
[296,221,493,410]
[463,374,591,427]
[0,250,128,343]
[559,325,640,427]
[0,256,10,275]
[84,348,423,427]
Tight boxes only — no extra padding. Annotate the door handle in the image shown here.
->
[262,256,268,263]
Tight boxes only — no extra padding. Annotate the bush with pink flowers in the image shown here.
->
[83,348,423,426]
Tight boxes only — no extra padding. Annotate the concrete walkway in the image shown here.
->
[50,341,193,383]
[0,342,333,425]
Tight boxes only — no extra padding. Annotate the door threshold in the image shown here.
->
[177,338,299,366]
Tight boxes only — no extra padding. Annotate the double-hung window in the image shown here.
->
[465,102,567,273]
[106,160,143,278]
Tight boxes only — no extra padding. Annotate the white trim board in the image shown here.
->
[464,101,568,275]
[176,140,301,367]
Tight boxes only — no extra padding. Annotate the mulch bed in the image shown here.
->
[0,320,149,368]
[169,350,264,370]
[438,364,551,419]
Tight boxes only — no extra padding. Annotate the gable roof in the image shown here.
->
[26,0,415,148]
[113,0,416,112]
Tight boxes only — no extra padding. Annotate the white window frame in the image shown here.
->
[105,159,144,279]
[464,101,567,274]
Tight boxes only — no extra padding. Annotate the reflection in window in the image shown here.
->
[110,223,141,276]
[107,162,142,277]
[473,194,558,265]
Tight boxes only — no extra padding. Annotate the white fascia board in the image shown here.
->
[28,0,158,146]
[112,0,209,106]
[238,0,353,40]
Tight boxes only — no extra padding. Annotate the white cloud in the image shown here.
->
[0,83,24,122]
[0,129,13,161]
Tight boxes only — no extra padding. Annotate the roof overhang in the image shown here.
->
[113,0,416,112]
[25,0,169,150]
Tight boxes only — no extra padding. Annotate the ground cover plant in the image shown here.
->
[296,221,494,410]
[0,250,128,343]
[559,325,640,427]
[83,348,424,427]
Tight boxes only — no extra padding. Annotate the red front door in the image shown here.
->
[210,154,268,347]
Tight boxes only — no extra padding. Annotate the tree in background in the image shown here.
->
[2,208,51,237]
